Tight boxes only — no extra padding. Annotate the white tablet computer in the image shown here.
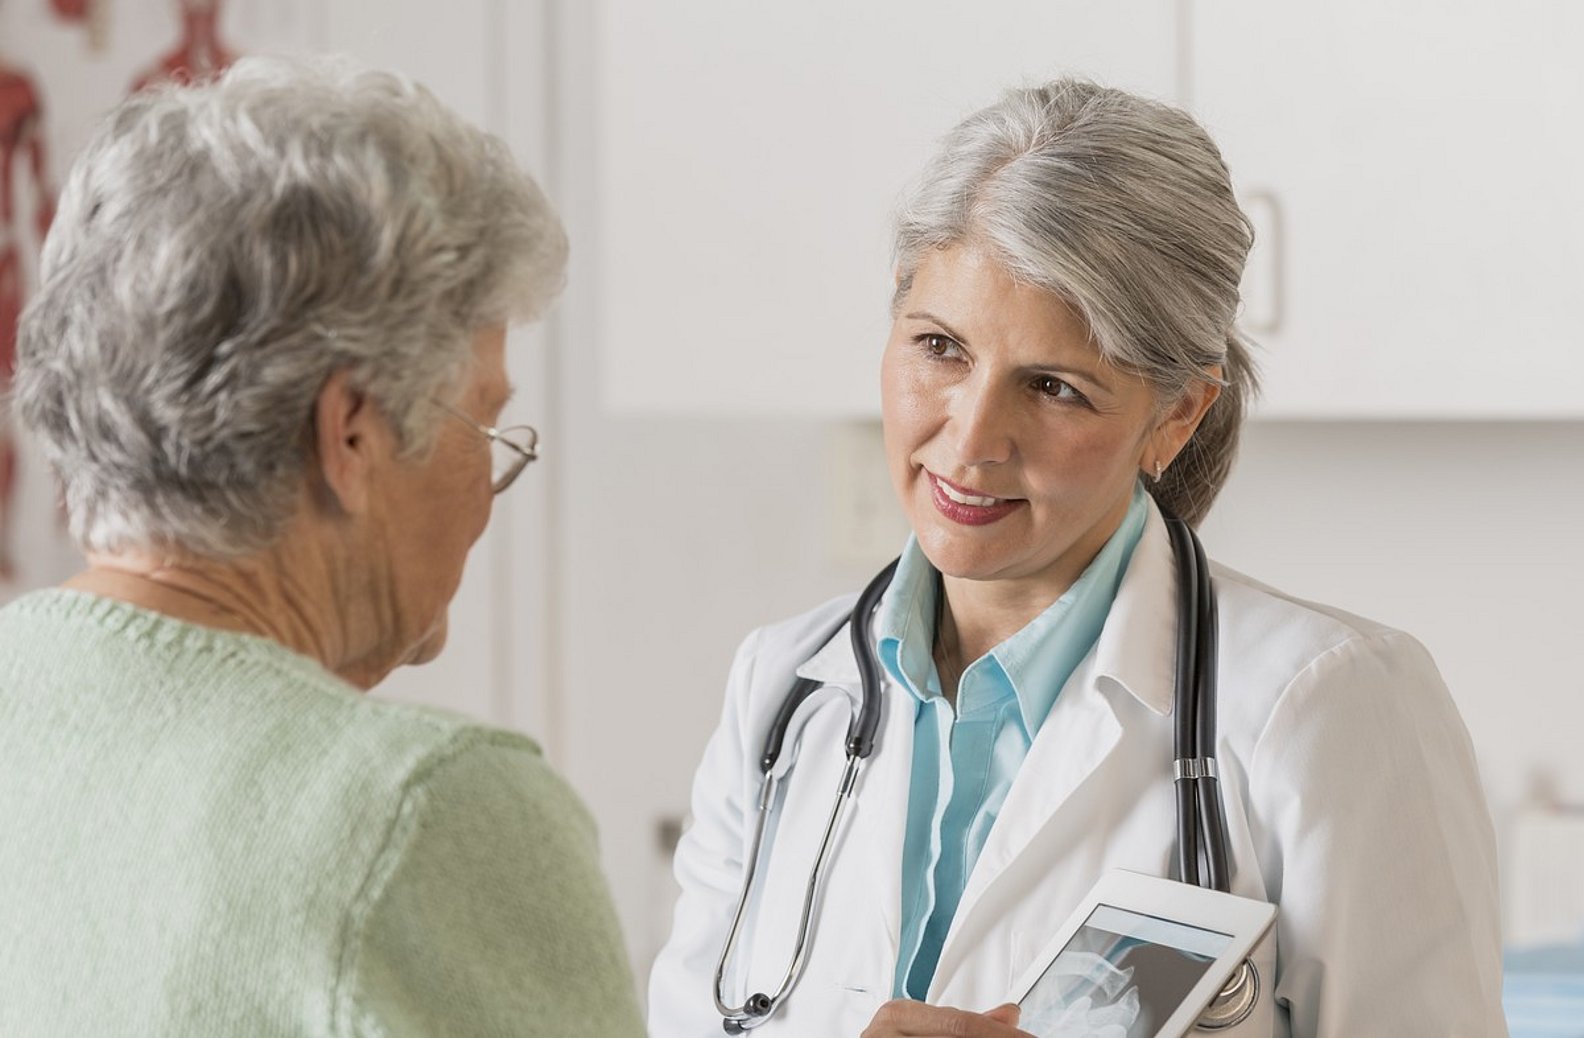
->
[1010,870,1277,1038]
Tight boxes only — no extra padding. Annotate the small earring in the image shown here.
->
[1153,460,1164,483]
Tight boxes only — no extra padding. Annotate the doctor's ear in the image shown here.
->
[1146,368,1223,476]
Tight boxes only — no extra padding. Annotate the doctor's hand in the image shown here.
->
[861,999,1036,1037]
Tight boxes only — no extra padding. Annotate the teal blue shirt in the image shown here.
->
[879,484,1148,999]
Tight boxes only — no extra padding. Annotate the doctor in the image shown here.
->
[650,79,1506,1037]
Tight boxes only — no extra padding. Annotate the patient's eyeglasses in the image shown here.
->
[432,399,540,494]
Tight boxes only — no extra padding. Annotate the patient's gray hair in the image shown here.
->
[893,79,1257,526]
[16,54,566,558]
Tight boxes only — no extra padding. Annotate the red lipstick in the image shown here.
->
[927,472,1021,526]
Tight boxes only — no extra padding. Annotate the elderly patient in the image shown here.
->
[0,57,644,1036]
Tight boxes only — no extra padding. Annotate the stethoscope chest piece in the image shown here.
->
[1194,958,1259,1031]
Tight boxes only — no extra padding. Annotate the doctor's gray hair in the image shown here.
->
[892,79,1257,526]
[17,54,566,558]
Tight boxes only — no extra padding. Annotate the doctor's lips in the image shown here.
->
[927,472,1023,526]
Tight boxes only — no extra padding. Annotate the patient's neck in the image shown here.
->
[63,529,358,686]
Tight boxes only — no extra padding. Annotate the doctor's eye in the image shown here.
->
[915,333,963,360]
[1033,374,1089,405]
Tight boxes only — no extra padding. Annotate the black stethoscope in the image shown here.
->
[714,515,1258,1033]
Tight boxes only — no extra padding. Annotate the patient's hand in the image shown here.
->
[861,999,1035,1037]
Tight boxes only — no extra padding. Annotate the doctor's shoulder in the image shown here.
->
[1204,561,1476,766]
[1204,564,1506,1032]
[1209,559,1450,681]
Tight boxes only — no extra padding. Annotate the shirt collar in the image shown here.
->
[869,483,1150,731]
[874,537,941,702]
[796,488,1181,719]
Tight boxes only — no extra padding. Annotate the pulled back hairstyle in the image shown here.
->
[893,79,1257,525]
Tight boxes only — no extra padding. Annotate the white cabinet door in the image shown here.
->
[594,0,1178,417]
[1192,0,1584,418]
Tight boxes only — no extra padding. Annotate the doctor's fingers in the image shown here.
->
[860,999,1035,1038]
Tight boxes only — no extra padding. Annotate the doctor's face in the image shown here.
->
[880,244,1161,598]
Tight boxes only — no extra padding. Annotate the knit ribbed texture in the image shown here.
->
[0,589,644,1037]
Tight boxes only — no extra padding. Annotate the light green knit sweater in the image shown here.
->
[0,589,645,1037]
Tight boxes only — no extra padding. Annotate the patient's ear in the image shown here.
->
[312,369,383,516]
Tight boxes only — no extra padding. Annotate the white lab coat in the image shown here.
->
[649,504,1507,1037]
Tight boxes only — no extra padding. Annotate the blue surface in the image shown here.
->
[1505,945,1584,1038]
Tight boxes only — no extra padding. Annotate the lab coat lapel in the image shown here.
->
[929,505,1179,997]
[946,666,1125,929]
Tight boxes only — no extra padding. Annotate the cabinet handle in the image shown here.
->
[1243,190,1285,336]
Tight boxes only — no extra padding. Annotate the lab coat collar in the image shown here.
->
[801,500,1179,714]
[793,617,864,690]
[1089,498,1178,717]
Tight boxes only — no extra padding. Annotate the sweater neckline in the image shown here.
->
[5,587,346,690]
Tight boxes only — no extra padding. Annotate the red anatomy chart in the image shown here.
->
[0,61,54,581]
[133,0,236,91]
[49,0,108,50]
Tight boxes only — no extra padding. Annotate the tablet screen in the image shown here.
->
[1018,904,1234,1037]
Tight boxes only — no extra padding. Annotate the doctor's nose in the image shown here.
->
[946,380,1015,467]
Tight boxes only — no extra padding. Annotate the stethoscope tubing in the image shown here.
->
[846,558,896,758]
[1169,515,1204,889]
[1166,516,1230,893]
[715,756,864,1032]
[716,562,895,1031]
[713,775,778,1023]
[1188,523,1231,893]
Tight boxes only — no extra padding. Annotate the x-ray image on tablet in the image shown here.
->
[1010,871,1277,1038]
[1017,906,1233,1038]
